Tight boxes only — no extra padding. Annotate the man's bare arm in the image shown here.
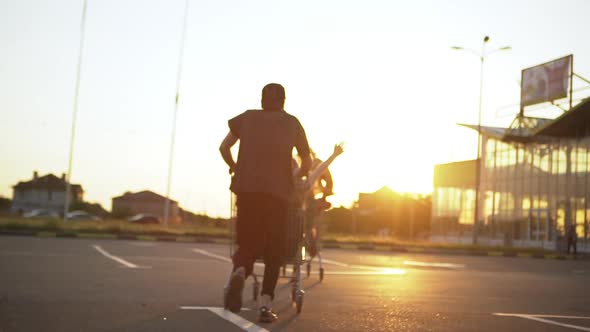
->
[219,131,238,172]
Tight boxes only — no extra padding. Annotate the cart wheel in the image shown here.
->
[306,262,311,277]
[319,267,324,282]
[253,282,259,301]
[295,290,304,314]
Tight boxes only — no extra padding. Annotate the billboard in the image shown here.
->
[521,55,572,108]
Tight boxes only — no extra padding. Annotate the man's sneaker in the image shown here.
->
[224,269,245,313]
[258,306,278,323]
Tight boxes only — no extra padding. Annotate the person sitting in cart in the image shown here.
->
[303,149,337,258]
[219,83,311,323]
[288,144,344,282]
[292,144,343,207]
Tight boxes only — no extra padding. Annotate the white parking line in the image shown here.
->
[319,258,408,274]
[320,258,464,271]
[192,249,231,263]
[92,245,145,268]
[180,306,267,332]
[320,270,406,275]
[180,306,251,311]
[119,255,222,263]
[321,258,350,267]
[192,249,406,275]
[403,260,465,269]
[191,249,266,267]
[517,314,590,319]
[494,313,590,331]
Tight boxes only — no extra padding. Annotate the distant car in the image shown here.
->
[67,210,102,221]
[128,214,160,224]
[23,209,60,219]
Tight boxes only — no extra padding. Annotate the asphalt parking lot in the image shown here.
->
[1,236,589,331]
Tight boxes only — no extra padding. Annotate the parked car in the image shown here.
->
[67,210,102,221]
[23,209,60,219]
[128,214,160,224]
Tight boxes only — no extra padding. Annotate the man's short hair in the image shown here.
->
[261,83,285,110]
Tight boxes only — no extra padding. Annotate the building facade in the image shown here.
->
[111,190,180,223]
[432,99,590,248]
[357,186,430,239]
[11,171,84,215]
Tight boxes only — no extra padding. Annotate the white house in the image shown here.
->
[11,171,84,215]
[112,190,180,223]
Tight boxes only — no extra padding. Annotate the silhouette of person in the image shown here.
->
[304,149,336,258]
[219,83,311,322]
[566,223,578,257]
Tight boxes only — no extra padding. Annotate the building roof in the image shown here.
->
[505,115,554,141]
[373,186,396,197]
[534,97,590,137]
[13,173,83,192]
[112,190,178,204]
[458,124,507,140]
[459,99,590,141]
[359,186,415,202]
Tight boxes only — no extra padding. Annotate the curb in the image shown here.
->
[0,230,231,245]
[0,230,583,260]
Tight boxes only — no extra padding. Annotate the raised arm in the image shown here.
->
[219,131,238,173]
[307,144,344,185]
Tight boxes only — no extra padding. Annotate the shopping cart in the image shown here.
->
[302,197,327,281]
[282,217,325,282]
[228,193,307,314]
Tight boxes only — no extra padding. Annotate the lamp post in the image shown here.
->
[452,36,510,245]
[163,0,190,227]
[64,0,88,224]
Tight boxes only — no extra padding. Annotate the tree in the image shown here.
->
[0,196,11,212]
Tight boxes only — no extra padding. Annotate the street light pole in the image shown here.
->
[64,0,88,224]
[452,36,510,245]
[164,0,190,227]
[473,36,488,245]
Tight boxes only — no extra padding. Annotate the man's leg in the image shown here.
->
[258,195,288,322]
[261,254,283,301]
[232,193,265,276]
[225,193,265,313]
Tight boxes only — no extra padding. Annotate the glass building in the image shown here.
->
[432,98,590,249]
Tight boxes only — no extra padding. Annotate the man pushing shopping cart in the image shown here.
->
[219,83,343,323]
[219,83,311,323]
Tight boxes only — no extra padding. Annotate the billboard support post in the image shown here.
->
[573,73,590,85]
[569,56,574,111]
